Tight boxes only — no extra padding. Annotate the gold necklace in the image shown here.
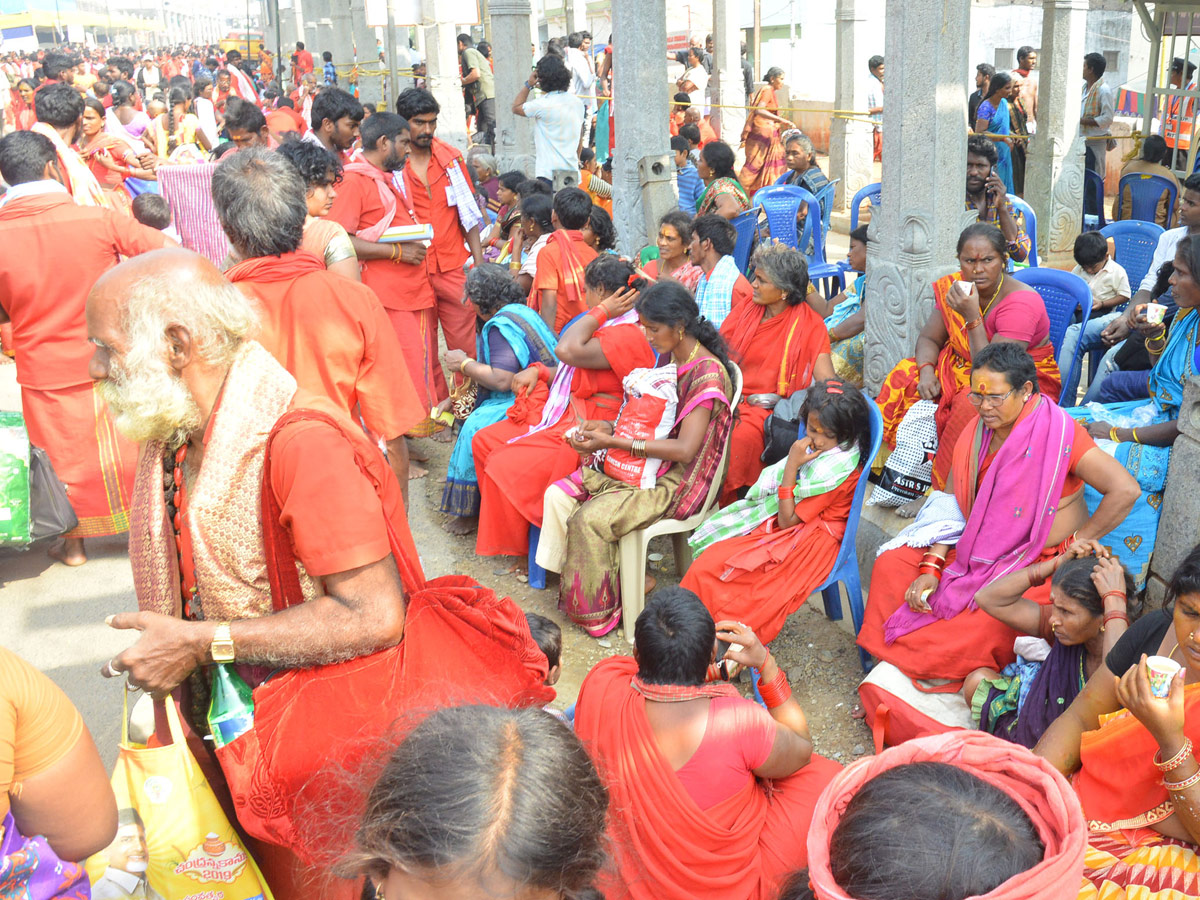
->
[980,272,1005,318]
[679,338,701,365]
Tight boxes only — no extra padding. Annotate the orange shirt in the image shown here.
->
[0,192,167,390]
[270,394,419,577]
[327,169,436,312]
[532,231,598,333]
[225,252,425,441]
[402,138,472,274]
[698,117,717,146]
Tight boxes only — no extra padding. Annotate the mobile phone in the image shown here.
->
[715,640,744,680]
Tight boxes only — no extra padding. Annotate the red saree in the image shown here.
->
[857,407,1092,681]
[575,656,841,900]
[876,273,1061,489]
[473,323,654,557]
[684,471,860,644]
[719,301,831,503]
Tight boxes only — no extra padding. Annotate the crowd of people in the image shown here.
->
[2,25,1200,900]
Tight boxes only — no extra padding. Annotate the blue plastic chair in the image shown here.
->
[1115,173,1178,226]
[849,182,881,232]
[1006,193,1039,268]
[752,184,816,251]
[816,178,839,236]
[1101,220,1164,299]
[814,397,883,671]
[730,209,759,274]
[1083,169,1107,231]
[1019,267,1093,405]
[528,526,547,589]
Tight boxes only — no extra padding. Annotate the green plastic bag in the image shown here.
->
[0,411,31,546]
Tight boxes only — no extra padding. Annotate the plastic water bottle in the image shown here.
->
[207,664,254,748]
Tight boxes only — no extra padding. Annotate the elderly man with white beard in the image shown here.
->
[87,248,554,899]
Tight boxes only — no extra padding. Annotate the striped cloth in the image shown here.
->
[693,254,742,327]
[158,163,230,265]
[689,444,859,556]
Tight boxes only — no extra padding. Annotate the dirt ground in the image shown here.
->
[405,432,874,765]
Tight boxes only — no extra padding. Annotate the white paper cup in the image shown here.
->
[1145,302,1168,326]
[1146,655,1182,699]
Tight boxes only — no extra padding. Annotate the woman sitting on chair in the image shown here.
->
[719,243,834,503]
[436,264,559,535]
[642,210,703,292]
[696,141,751,220]
[969,541,1135,748]
[1035,544,1200,896]
[574,588,841,899]
[683,380,871,645]
[876,222,1061,516]
[858,342,1139,684]
[537,281,735,637]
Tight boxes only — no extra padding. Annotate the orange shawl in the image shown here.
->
[1076,684,1200,831]
[721,300,831,397]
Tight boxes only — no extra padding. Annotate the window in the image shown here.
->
[994,48,1016,71]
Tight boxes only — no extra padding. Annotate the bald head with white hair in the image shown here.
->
[87,248,259,448]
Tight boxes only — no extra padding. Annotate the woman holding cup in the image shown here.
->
[1035,543,1200,889]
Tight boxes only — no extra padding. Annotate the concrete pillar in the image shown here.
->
[567,0,586,34]
[1025,0,1087,257]
[422,0,470,151]
[1148,377,1200,600]
[861,0,971,393]
[710,0,744,143]
[612,0,674,256]
[828,0,874,211]
[491,0,536,175]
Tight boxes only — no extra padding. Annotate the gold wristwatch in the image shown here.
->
[210,622,235,663]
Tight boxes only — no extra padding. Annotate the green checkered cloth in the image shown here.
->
[689,444,860,557]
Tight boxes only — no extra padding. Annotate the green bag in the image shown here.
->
[0,411,31,546]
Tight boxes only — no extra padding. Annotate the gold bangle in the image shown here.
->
[1109,426,1121,442]
[1132,427,1141,444]
[460,358,473,374]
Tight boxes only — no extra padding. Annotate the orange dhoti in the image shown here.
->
[385,306,444,437]
[22,382,136,538]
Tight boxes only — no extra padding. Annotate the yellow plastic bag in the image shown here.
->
[85,696,274,900]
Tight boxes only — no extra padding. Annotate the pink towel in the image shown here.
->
[158,163,230,266]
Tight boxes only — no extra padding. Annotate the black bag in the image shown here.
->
[29,446,77,541]
[760,391,808,466]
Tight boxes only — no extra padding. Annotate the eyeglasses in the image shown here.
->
[967,387,1017,408]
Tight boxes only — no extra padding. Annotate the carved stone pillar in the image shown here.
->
[827,0,873,210]
[862,0,970,394]
[491,0,536,175]
[611,0,672,256]
[421,0,470,152]
[1148,377,1200,599]
[1025,0,1087,256]
[710,0,744,143]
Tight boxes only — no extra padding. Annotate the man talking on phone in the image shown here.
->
[964,134,1030,263]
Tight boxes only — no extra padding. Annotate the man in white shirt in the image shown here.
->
[135,55,161,99]
[91,809,165,900]
[566,31,595,143]
[512,55,585,183]
[1080,52,1115,183]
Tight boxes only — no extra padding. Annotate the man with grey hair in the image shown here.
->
[90,248,553,891]
[212,148,424,502]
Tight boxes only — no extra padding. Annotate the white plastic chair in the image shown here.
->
[618,363,743,643]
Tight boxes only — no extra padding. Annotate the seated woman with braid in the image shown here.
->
[968,540,1136,748]
[875,222,1061,517]
[1035,544,1200,897]
[858,342,1138,684]
[574,588,840,900]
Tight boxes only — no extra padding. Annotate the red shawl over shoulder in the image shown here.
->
[576,656,839,900]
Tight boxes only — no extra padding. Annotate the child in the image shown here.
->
[672,134,704,214]
[531,187,597,332]
[515,192,554,293]
[1057,230,1130,384]
[525,612,562,687]
[681,380,873,644]
[678,122,702,165]
[131,193,180,242]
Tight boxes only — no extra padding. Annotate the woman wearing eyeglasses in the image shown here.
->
[858,341,1139,683]
[876,223,1063,518]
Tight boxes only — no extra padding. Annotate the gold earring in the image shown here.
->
[375,883,385,900]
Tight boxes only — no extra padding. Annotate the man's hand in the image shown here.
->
[398,242,427,265]
[1101,311,1131,347]
[102,612,209,697]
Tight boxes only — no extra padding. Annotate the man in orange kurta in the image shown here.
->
[531,188,599,333]
[397,88,485,403]
[0,130,167,565]
[327,111,442,437]
[213,148,426,502]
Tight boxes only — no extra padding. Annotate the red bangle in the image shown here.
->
[1103,611,1129,627]
[965,317,984,331]
[918,563,944,580]
[918,362,935,373]
[1103,591,1127,605]
[777,484,795,502]
[589,306,609,326]
[531,362,553,384]
[757,665,792,709]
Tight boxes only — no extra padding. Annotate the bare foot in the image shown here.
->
[442,515,478,535]
[48,537,86,566]
[408,463,428,480]
[406,438,429,463]
[895,496,926,519]
[645,573,657,596]
[432,427,454,444]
